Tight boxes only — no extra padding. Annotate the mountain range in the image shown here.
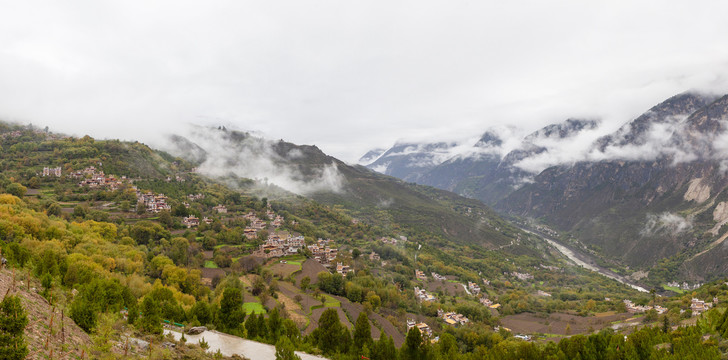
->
[362,91,728,284]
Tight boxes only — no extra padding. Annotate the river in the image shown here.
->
[163,329,327,360]
[520,228,649,293]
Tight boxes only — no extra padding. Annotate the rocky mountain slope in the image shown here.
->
[498,94,728,281]
[361,91,728,284]
[362,141,460,183]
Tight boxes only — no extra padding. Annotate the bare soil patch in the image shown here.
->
[276,291,308,329]
[423,279,466,297]
[269,263,301,278]
[278,282,320,314]
[500,312,633,335]
[296,259,328,285]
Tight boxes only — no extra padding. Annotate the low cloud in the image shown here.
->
[641,212,693,236]
[374,93,728,177]
[164,125,345,196]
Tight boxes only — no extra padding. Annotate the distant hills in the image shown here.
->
[361,91,728,284]
[164,127,529,252]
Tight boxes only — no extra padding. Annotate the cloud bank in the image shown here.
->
[164,126,345,196]
[0,1,728,163]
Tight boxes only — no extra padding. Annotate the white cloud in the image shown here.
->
[0,1,727,163]
[165,126,345,196]
[641,212,693,236]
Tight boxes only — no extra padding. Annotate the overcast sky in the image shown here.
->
[1,1,727,162]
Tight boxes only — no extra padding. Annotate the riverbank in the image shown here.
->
[520,227,649,293]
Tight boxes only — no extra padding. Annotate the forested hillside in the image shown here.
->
[0,122,726,359]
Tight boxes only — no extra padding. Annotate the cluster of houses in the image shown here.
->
[265,209,285,227]
[182,215,213,228]
[213,205,227,214]
[254,232,306,258]
[535,290,552,297]
[414,286,437,302]
[369,251,380,261]
[307,239,339,267]
[666,281,704,290]
[623,299,667,315]
[437,309,469,327]
[415,269,427,281]
[431,272,447,281]
[243,212,268,239]
[690,297,716,316]
[511,272,534,281]
[479,297,501,309]
[336,262,353,276]
[73,167,126,191]
[188,193,205,201]
[1,130,23,139]
[380,237,399,245]
[137,190,172,213]
[406,319,433,339]
[468,282,481,295]
[42,166,62,177]
[380,235,408,245]
[165,174,186,182]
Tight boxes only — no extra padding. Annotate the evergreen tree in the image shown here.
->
[353,311,372,354]
[139,296,162,334]
[402,326,422,360]
[313,308,344,355]
[219,288,245,333]
[267,307,282,343]
[245,313,259,339]
[275,336,302,360]
[70,296,96,333]
[370,335,396,360]
[0,295,28,360]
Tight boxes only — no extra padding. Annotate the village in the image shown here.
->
[33,158,725,355]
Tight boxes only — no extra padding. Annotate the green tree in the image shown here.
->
[402,326,422,360]
[46,202,62,217]
[267,307,282,343]
[353,311,372,354]
[27,177,39,189]
[300,276,311,291]
[136,201,146,215]
[0,295,28,360]
[189,301,212,326]
[73,204,87,219]
[70,297,96,332]
[219,288,245,333]
[313,308,344,355]
[139,296,162,334]
[4,183,26,198]
[275,336,302,360]
[370,334,396,360]
[158,211,173,228]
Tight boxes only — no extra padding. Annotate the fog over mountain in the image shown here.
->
[1,1,728,162]
[364,92,726,177]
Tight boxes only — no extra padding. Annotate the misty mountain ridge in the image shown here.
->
[362,91,726,202]
[163,125,527,251]
[360,90,728,283]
